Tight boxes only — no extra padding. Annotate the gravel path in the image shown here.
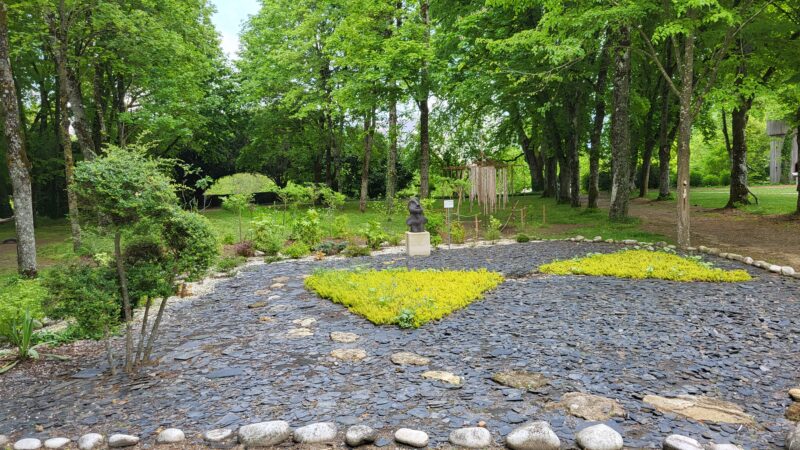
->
[1,241,798,448]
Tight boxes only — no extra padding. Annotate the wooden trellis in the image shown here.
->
[444,161,513,215]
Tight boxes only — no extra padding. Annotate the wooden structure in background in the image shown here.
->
[444,160,511,215]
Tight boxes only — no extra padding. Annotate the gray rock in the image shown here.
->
[345,425,378,447]
[704,444,743,450]
[506,421,560,450]
[390,351,430,366]
[77,434,104,450]
[156,428,185,444]
[293,422,337,443]
[769,264,782,273]
[663,434,703,450]
[743,256,754,264]
[330,331,359,343]
[13,439,42,450]
[787,424,800,450]
[204,428,234,442]
[575,424,623,450]
[238,421,292,447]
[43,438,71,449]
[449,427,492,448]
[781,266,796,276]
[0,435,9,446]
[108,434,139,448]
[394,428,429,448]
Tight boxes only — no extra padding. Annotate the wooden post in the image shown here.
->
[520,207,525,228]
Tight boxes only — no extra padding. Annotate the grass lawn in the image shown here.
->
[0,193,673,276]
[647,185,798,215]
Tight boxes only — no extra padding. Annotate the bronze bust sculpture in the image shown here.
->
[406,197,427,233]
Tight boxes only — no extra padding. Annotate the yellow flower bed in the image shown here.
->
[304,268,504,328]
[539,249,751,282]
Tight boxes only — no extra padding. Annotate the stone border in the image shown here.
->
[4,419,796,449]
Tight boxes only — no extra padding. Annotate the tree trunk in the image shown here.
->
[588,40,609,209]
[386,98,398,207]
[657,52,674,200]
[676,32,695,248]
[557,151,570,204]
[359,111,374,213]
[92,61,107,149]
[726,102,750,207]
[114,231,133,372]
[609,26,632,221]
[55,71,82,251]
[567,95,581,207]
[418,0,430,199]
[543,155,557,198]
[0,2,37,277]
[418,97,430,199]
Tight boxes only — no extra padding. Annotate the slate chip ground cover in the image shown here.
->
[304,268,504,327]
[539,249,752,282]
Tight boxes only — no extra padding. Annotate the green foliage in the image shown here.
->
[43,263,121,336]
[515,233,530,243]
[485,216,502,241]
[450,221,466,244]
[313,241,347,256]
[539,250,752,282]
[387,234,403,246]
[0,309,38,369]
[0,276,46,325]
[124,238,174,306]
[278,181,316,207]
[160,209,218,280]
[283,241,311,258]
[291,209,323,246]
[252,215,285,255]
[362,220,388,250]
[222,193,254,242]
[343,244,372,257]
[331,215,350,238]
[221,233,236,245]
[317,185,346,209]
[215,256,247,273]
[305,268,504,328]
[72,145,177,227]
[701,174,720,187]
[204,173,277,196]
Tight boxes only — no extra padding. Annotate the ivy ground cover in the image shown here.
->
[304,268,504,327]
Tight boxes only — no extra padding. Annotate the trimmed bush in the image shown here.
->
[515,233,530,243]
[283,241,311,258]
[539,250,752,282]
[305,268,504,328]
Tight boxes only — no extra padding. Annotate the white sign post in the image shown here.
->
[444,199,454,248]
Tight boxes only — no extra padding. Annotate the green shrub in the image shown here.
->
[124,238,175,307]
[221,233,236,245]
[314,241,347,256]
[252,215,285,255]
[291,209,323,246]
[689,171,704,187]
[343,244,371,257]
[515,233,530,243]
[0,309,38,372]
[720,172,731,186]
[161,209,218,280]
[222,193,254,243]
[362,220,388,250]
[702,174,720,187]
[485,215,502,241]
[0,276,47,324]
[331,215,350,238]
[215,255,246,272]
[283,242,311,258]
[539,249,752,282]
[305,268,504,328]
[450,221,466,244]
[387,234,403,246]
[43,263,121,337]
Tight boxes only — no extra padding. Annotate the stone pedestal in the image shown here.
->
[406,231,431,256]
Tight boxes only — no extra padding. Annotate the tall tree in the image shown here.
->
[609,25,632,221]
[0,0,37,276]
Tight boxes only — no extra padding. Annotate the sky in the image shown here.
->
[210,0,261,59]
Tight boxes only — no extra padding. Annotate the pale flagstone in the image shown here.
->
[331,348,367,361]
[549,392,625,421]
[492,370,548,391]
[77,434,104,450]
[108,434,139,448]
[422,370,462,385]
[449,427,492,448]
[238,421,292,447]
[345,425,377,446]
[662,434,703,450]
[787,423,800,450]
[293,422,338,443]
[292,317,316,327]
[273,276,290,283]
[706,444,743,450]
[0,435,9,446]
[270,282,286,289]
[643,395,754,424]
[390,351,430,366]
[13,438,42,450]
[156,428,185,444]
[330,331,359,343]
[287,327,313,338]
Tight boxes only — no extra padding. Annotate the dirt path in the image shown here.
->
[617,196,800,269]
